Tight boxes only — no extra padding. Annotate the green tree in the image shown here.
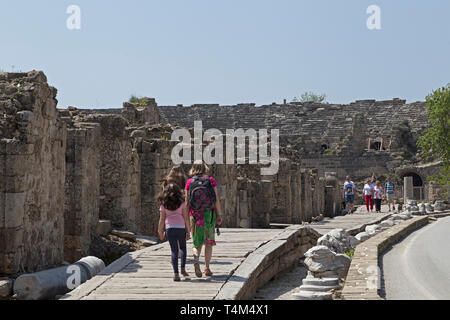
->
[417,84,450,192]
[292,91,326,103]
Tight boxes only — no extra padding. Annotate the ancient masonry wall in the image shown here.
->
[1,73,343,275]
[83,114,141,233]
[63,121,101,262]
[1,71,66,275]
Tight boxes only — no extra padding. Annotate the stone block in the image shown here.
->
[5,193,25,228]
[0,279,13,297]
[111,230,136,241]
[239,219,249,228]
[96,220,112,236]
[5,228,24,252]
[135,235,158,247]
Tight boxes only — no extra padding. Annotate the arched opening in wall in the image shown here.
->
[401,172,423,187]
[400,172,424,200]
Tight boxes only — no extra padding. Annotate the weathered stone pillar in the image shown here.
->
[248,180,272,228]
[324,172,339,217]
[64,123,101,263]
[404,176,414,201]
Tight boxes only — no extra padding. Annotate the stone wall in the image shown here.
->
[63,121,101,263]
[82,114,141,233]
[0,71,66,275]
[0,74,361,278]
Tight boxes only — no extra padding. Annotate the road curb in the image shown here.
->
[341,215,429,300]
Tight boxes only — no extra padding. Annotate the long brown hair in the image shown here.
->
[161,166,187,189]
[157,184,184,211]
[189,160,210,177]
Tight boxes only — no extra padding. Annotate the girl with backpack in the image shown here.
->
[157,183,191,281]
[185,161,223,278]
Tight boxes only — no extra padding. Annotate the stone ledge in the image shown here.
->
[214,225,316,300]
[341,216,429,300]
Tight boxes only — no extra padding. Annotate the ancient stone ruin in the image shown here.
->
[0,70,443,287]
[0,71,342,278]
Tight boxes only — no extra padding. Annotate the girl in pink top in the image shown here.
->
[157,184,191,281]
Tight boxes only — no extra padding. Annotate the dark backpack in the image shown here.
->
[188,175,216,212]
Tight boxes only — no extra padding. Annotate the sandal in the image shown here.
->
[204,267,213,277]
[181,269,190,277]
[194,262,202,278]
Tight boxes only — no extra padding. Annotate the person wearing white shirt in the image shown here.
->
[343,176,355,214]
[363,179,374,212]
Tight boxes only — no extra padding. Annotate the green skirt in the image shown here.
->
[190,209,216,248]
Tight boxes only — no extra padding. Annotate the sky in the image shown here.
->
[0,0,449,108]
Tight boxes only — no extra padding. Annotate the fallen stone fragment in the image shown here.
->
[0,279,14,297]
[365,224,380,235]
[379,218,394,229]
[355,231,371,242]
[135,235,159,247]
[14,256,105,300]
[398,212,412,220]
[434,200,446,212]
[304,245,351,276]
[418,203,426,215]
[111,229,136,241]
[425,203,434,214]
[316,228,359,254]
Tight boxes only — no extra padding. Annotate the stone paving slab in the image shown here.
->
[61,228,280,300]
[308,206,392,236]
[61,207,395,300]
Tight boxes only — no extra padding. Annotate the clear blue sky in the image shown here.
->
[1,0,449,108]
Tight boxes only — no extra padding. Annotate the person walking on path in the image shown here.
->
[370,173,377,191]
[373,180,384,213]
[185,161,223,278]
[157,183,191,281]
[161,165,187,190]
[343,176,355,214]
[385,176,396,211]
[363,179,374,212]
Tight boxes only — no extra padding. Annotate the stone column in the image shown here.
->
[404,176,414,201]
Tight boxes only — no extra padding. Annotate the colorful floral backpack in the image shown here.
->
[188,175,216,212]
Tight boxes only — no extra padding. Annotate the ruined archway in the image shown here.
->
[399,171,425,200]
[400,171,423,187]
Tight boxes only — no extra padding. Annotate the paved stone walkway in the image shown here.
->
[62,206,392,300]
[308,205,392,236]
[62,228,280,300]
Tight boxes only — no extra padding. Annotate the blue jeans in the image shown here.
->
[345,194,354,203]
[167,228,187,274]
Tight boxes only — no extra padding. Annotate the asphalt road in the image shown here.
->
[382,216,450,300]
